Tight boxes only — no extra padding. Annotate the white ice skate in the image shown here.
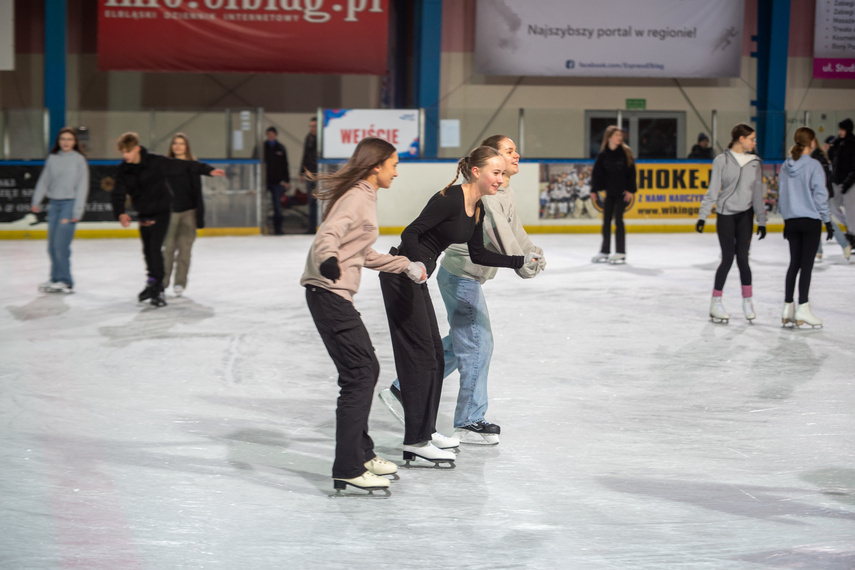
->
[333,471,391,496]
[844,245,852,261]
[174,285,184,297]
[431,432,460,451]
[44,282,73,294]
[453,421,500,445]
[795,302,822,329]
[742,297,756,321]
[781,302,795,327]
[378,387,405,426]
[364,456,399,480]
[402,441,455,469]
[608,253,626,265]
[38,281,53,292]
[591,252,609,263]
[709,297,730,324]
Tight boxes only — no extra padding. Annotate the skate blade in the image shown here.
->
[459,436,499,446]
[402,456,456,469]
[795,322,823,329]
[331,488,391,498]
[377,391,405,426]
[709,316,729,324]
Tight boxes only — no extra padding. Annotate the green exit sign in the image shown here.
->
[626,98,646,110]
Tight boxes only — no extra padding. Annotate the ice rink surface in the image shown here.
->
[1,232,854,569]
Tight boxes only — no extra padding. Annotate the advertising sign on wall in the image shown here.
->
[814,0,855,79]
[474,0,744,78]
[98,0,389,74]
[322,109,420,159]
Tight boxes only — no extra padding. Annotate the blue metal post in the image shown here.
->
[415,0,442,158]
[44,0,67,145]
[752,0,790,160]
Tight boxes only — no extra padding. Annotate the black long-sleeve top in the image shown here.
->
[112,147,214,219]
[831,132,855,191]
[168,170,206,229]
[398,185,524,277]
[591,145,637,197]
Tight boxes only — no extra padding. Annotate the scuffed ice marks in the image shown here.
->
[98,298,217,347]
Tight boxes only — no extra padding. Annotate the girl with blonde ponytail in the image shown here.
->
[778,127,832,328]
[378,145,542,467]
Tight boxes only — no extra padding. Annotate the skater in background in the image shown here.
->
[263,126,290,235]
[301,137,427,493]
[778,127,832,328]
[811,133,849,261]
[380,135,546,446]
[30,127,89,294]
[829,118,855,254]
[299,116,319,234]
[696,123,767,323]
[688,132,714,160]
[591,126,636,264]
[162,133,206,297]
[379,146,541,467]
[112,132,224,308]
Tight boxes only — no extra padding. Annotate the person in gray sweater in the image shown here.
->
[30,127,89,294]
[380,135,546,445]
[778,127,832,328]
[696,123,767,323]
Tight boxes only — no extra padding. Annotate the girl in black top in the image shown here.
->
[379,146,540,467]
[591,126,637,264]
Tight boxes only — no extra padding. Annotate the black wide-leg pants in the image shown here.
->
[306,286,379,479]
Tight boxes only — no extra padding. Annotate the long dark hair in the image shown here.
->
[600,125,634,166]
[441,146,503,196]
[168,132,196,161]
[50,127,85,156]
[790,127,819,161]
[311,137,396,220]
[728,123,755,150]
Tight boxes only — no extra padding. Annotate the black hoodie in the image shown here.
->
[112,147,214,219]
[591,145,637,197]
[831,119,855,192]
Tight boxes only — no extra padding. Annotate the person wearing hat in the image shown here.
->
[688,132,714,160]
[828,118,855,253]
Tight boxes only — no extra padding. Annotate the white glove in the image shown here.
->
[524,250,542,265]
[405,261,427,284]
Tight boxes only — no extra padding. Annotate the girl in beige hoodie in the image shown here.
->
[301,137,426,495]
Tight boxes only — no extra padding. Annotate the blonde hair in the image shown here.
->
[441,146,503,195]
[600,126,635,166]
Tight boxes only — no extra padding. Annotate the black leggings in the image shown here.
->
[600,194,626,254]
[139,210,171,284]
[784,217,821,304]
[714,208,754,291]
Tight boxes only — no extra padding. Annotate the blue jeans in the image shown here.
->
[393,266,493,428]
[46,199,77,287]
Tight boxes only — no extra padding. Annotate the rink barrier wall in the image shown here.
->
[1,158,787,238]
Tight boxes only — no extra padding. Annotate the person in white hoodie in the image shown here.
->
[379,135,546,445]
[30,127,89,294]
[696,123,767,323]
[778,127,832,328]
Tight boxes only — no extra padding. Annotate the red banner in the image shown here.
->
[97,0,389,74]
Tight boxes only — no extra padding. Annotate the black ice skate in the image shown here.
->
[138,280,158,303]
[150,289,168,308]
[454,421,501,445]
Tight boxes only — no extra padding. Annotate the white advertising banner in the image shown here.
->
[474,0,744,78]
[813,0,855,79]
[322,109,420,159]
[0,0,14,71]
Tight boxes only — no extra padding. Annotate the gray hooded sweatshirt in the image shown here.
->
[31,150,89,221]
[440,184,544,284]
[698,150,767,225]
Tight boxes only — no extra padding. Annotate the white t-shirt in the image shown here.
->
[731,151,755,168]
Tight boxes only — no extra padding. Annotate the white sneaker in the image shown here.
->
[431,432,460,449]
[742,297,756,320]
[591,252,609,263]
[709,297,730,323]
[174,285,184,297]
[364,456,398,477]
[402,441,455,467]
[795,302,822,328]
[781,302,795,327]
[333,471,390,492]
[608,253,626,264]
[46,282,73,294]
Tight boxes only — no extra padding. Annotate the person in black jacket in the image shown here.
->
[112,132,224,307]
[263,126,290,235]
[811,139,850,260]
[591,126,637,264]
[688,132,714,160]
[162,133,206,296]
[299,117,319,234]
[829,118,855,250]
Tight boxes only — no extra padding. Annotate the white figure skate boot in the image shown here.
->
[781,302,795,327]
[608,253,626,265]
[709,297,730,323]
[333,471,390,495]
[794,302,822,328]
[591,252,609,263]
[742,297,756,321]
[364,456,399,479]
[402,441,455,469]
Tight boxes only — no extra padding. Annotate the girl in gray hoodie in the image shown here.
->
[31,127,89,294]
[696,123,767,323]
[778,127,833,328]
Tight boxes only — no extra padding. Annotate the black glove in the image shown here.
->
[756,226,766,240]
[319,256,341,282]
[826,222,834,241]
[695,220,705,233]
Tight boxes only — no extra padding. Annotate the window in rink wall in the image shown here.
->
[585,111,686,159]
